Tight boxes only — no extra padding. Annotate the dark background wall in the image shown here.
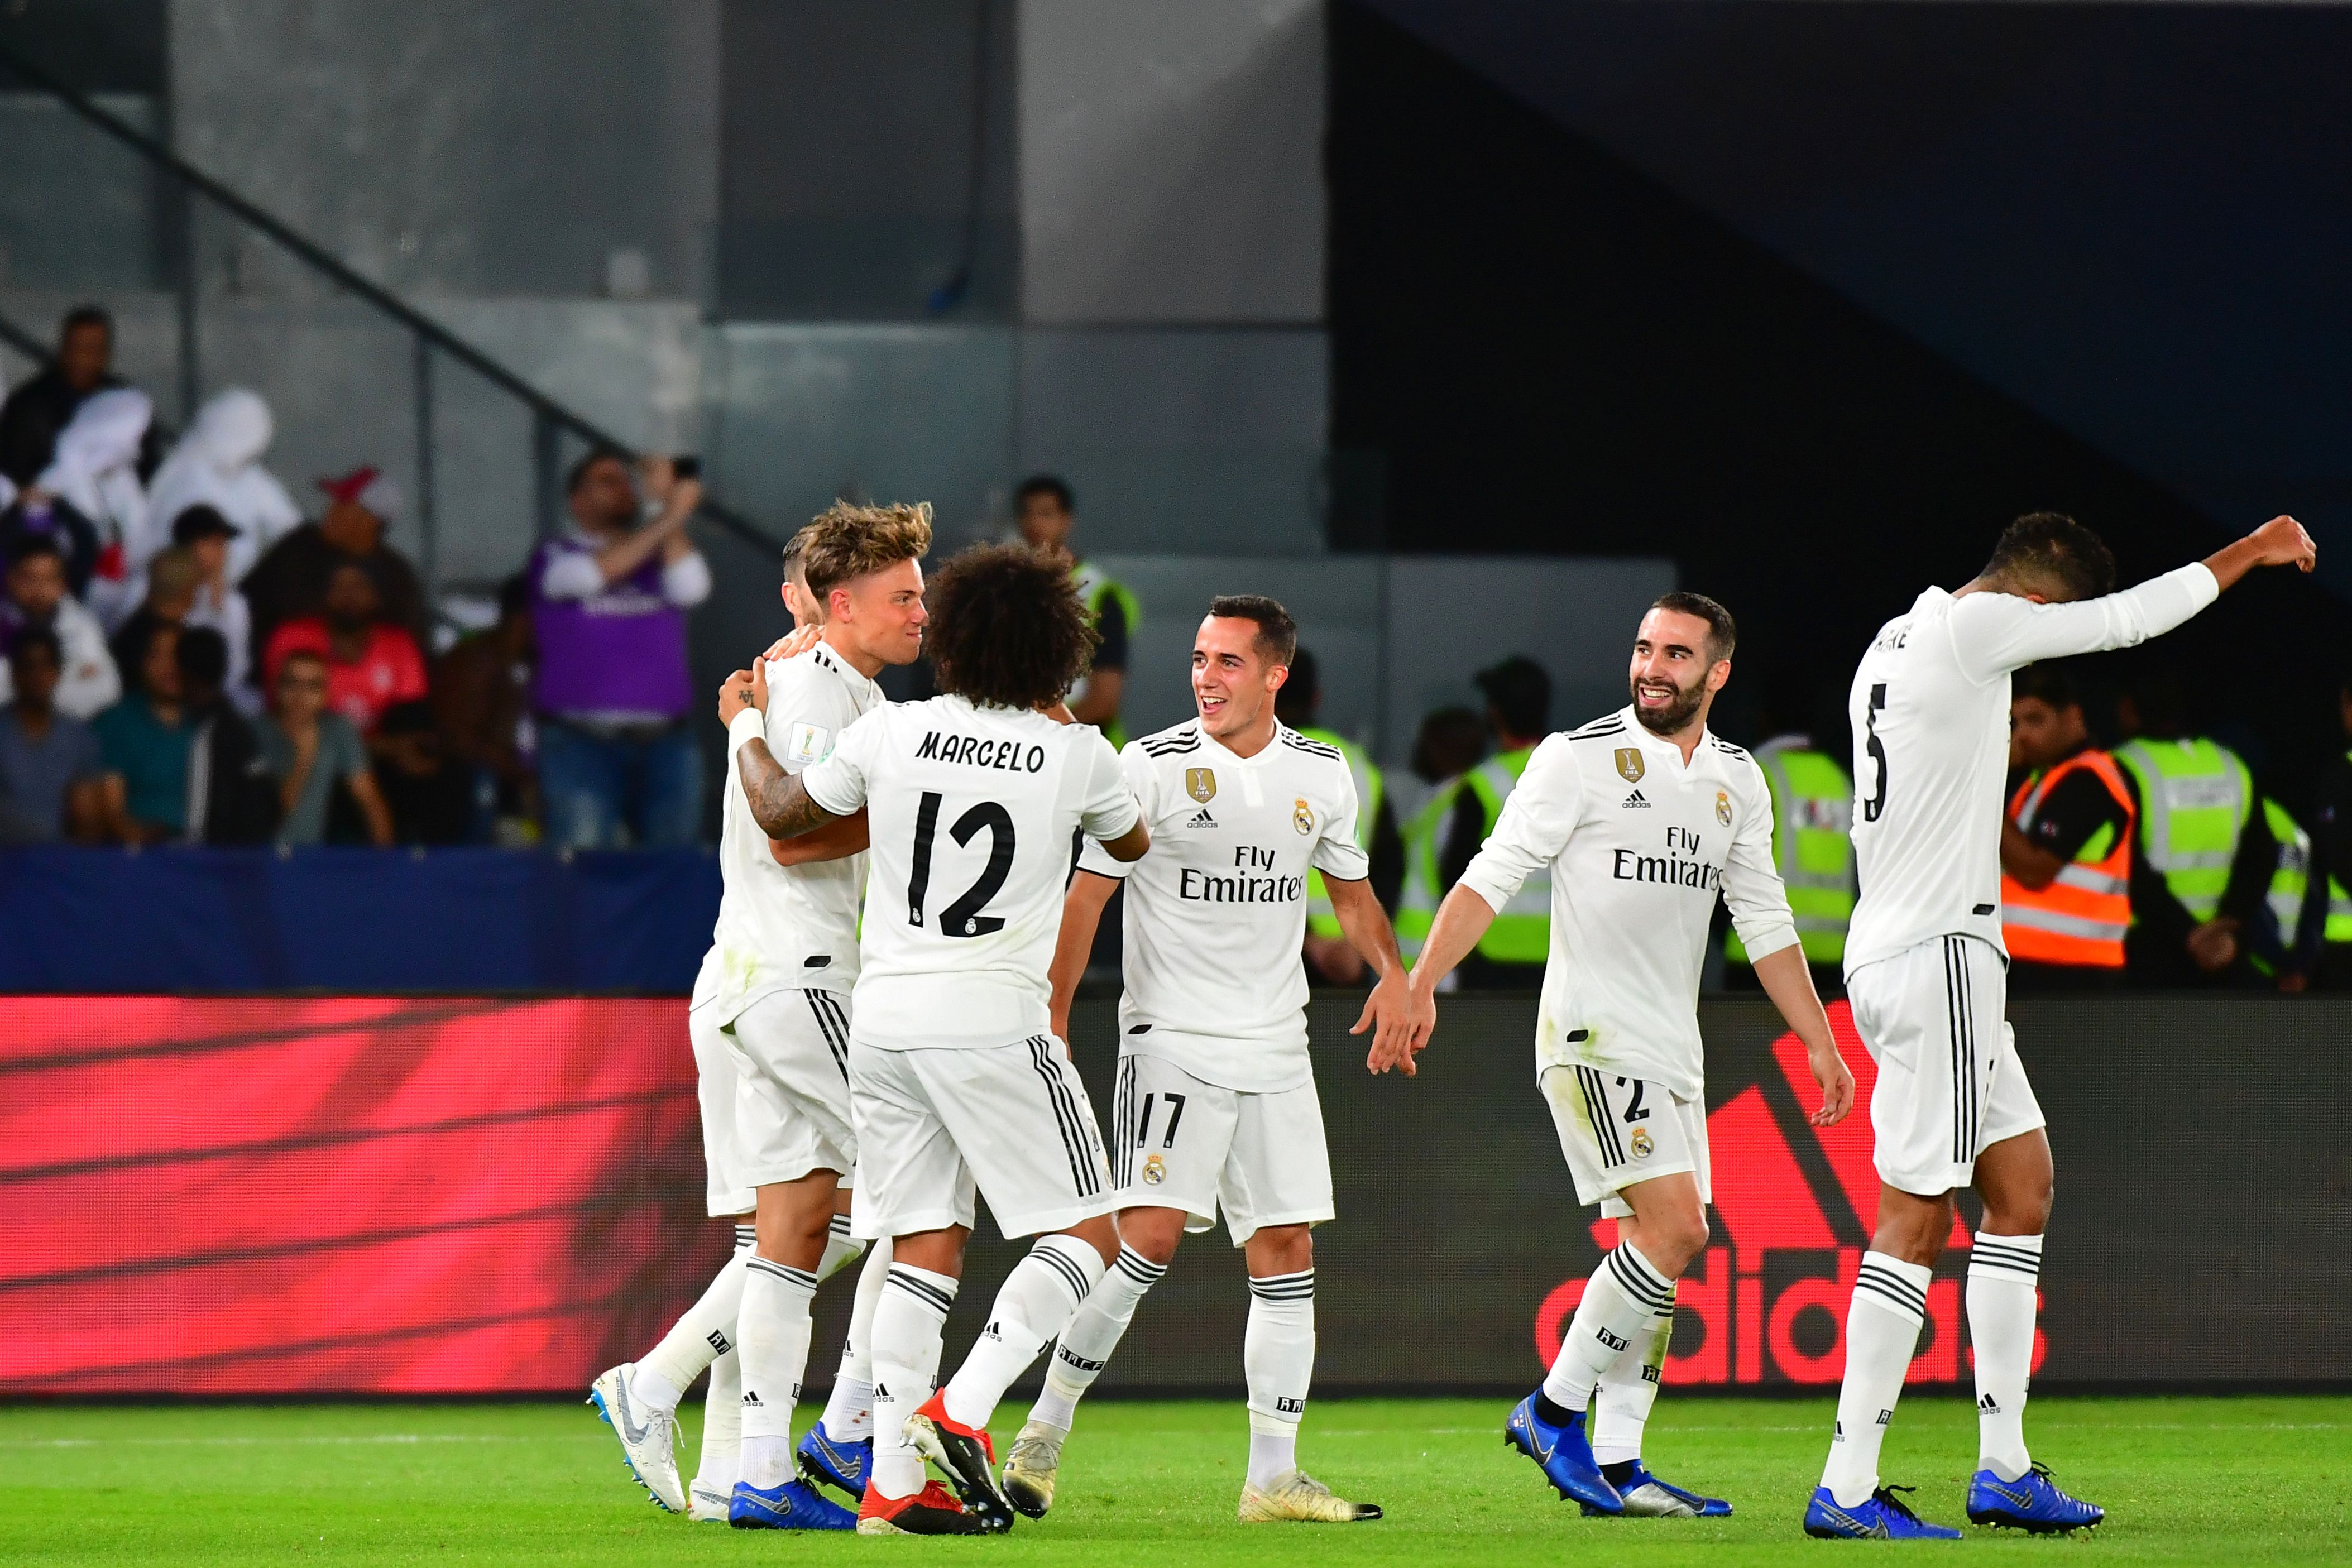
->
[1328,2,2349,803]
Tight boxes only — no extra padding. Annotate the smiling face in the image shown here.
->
[1191,615,1287,744]
[829,557,927,668]
[1628,607,1730,737]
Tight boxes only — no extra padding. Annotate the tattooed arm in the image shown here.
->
[720,658,844,841]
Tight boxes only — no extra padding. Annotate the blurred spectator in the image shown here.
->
[109,546,198,693]
[432,574,539,842]
[1426,655,1553,987]
[0,306,159,490]
[0,536,118,718]
[1998,665,2132,992]
[0,386,151,607]
[1724,685,1856,996]
[142,389,301,587]
[176,626,277,846]
[2113,676,2274,986]
[1014,474,1137,745]
[1393,704,1489,965]
[529,450,708,849]
[260,561,427,738]
[2303,670,2352,989]
[92,622,189,842]
[256,649,391,847]
[1276,645,1404,984]
[0,627,106,843]
[170,506,256,709]
[2248,797,2327,992]
[242,466,426,653]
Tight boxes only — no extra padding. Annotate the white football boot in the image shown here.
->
[587,1363,686,1513]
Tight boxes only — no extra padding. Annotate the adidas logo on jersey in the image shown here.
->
[1622,789,1651,809]
[1185,808,1217,828]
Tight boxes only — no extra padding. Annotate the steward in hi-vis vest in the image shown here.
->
[1999,668,2134,991]
[1274,648,1405,985]
[1435,656,1554,985]
[2312,708,2352,990]
[2246,797,2342,987]
[2110,708,2275,986]
[1723,733,1854,988]
[1014,473,1137,747]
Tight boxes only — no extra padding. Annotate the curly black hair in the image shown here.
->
[1984,511,2117,602]
[924,543,1099,711]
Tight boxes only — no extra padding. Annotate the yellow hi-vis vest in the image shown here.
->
[1299,726,1383,941]
[1070,559,1140,750]
[2113,736,2252,924]
[1393,782,1458,963]
[1725,740,1856,967]
[2252,797,2352,971]
[1457,747,1548,966]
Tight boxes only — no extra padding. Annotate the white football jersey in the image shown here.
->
[703,642,884,1020]
[802,695,1141,1048]
[1843,563,2219,975]
[1457,706,1796,1099]
[1079,719,1371,1094]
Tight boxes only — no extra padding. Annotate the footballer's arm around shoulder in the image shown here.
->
[1096,816,1150,862]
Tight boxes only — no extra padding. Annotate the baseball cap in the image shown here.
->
[317,465,403,521]
[170,504,240,545]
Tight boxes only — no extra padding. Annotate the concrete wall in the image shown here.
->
[1020,0,1325,324]
[169,0,720,300]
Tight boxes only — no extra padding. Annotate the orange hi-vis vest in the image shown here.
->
[2001,749,2134,968]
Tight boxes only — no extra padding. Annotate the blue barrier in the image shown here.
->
[0,847,721,993]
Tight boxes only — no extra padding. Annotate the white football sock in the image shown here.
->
[1031,1244,1167,1431]
[1543,1243,1675,1413]
[1821,1251,1931,1507]
[699,1346,742,1498]
[821,1237,891,1440]
[633,1225,753,1415]
[1244,1269,1315,1490]
[1968,1233,2043,1483]
[739,1257,819,1489]
[941,1236,1106,1430]
[1591,1291,1675,1466]
[817,1212,864,1282]
[870,1262,957,1501]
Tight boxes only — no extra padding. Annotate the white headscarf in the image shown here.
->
[142,387,302,584]
[36,389,151,626]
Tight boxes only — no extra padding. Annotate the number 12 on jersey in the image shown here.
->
[907,790,1016,938]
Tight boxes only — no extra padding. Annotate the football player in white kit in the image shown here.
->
[996,595,1427,1526]
[587,505,926,1527]
[1804,511,2314,1541]
[734,543,1149,1535]
[1409,592,1856,1521]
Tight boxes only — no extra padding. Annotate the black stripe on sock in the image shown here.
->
[1030,1243,1093,1306]
[1114,1245,1167,1284]
[1606,1247,1674,1311]
[885,1265,956,1317]
[1855,1265,1928,1318]
[746,1255,819,1291]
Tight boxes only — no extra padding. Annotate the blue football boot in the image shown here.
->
[730,1476,856,1531]
[1504,1392,1622,1514]
[1804,1484,1963,1539]
[796,1418,871,1499]
[1584,1459,1732,1517]
[1967,1463,2104,1533]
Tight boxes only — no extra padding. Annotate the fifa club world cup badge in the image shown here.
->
[1185,768,1216,804]
[1716,789,1732,826]
[1142,1153,1167,1185]
[1615,748,1645,784]
[1294,797,1314,835]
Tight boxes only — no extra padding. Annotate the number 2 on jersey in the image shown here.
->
[1862,683,1890,823]
[906,790,1016,938]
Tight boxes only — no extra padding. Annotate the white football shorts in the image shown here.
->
[1106,1051,1335,1246]
[721,987,858,1190]
[1540,1063,1709,1219]
[1846,932,2047,1197]
[687,999,756,1217]
[847,1033,1115,1241]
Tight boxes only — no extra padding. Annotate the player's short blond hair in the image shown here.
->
[798,501,934,603]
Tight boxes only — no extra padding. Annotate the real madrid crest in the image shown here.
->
[1294,797,1314,835]
[1185,768,1216,804]
[1142,1153,1167,1185]
[1615,747,1645,784]
[1715,789,1732,827]
[1630,1126,1655,1161]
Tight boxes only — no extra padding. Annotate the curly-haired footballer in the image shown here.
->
[734,543,1151,1536]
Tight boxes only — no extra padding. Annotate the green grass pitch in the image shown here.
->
[2,1396,2346,1564]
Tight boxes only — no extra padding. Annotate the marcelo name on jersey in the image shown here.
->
[913,728,1048,774]
[1612,825,1724,893]
[1180,845,1305,906]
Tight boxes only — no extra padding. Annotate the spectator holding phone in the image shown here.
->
[527,449,708,848]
